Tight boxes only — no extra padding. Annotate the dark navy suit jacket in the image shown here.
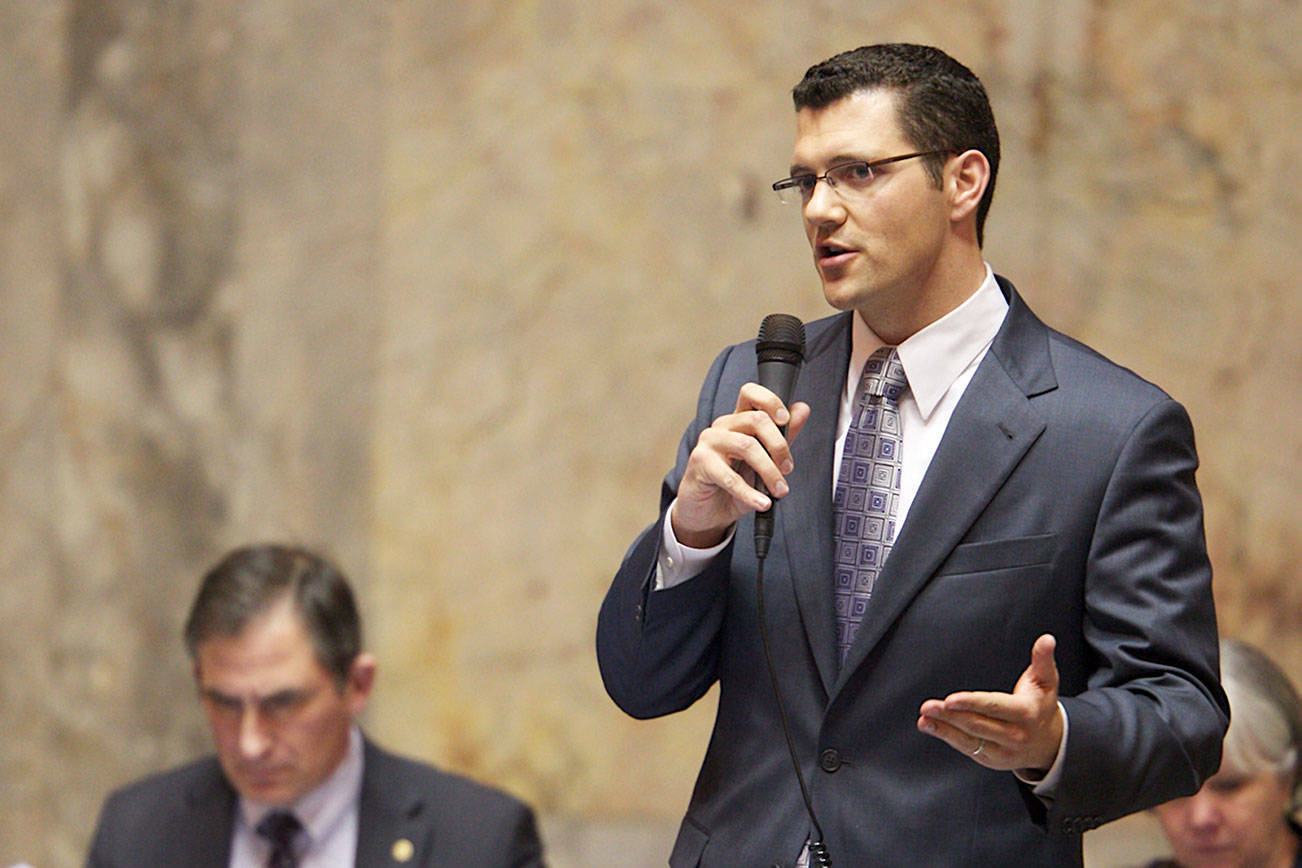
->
[597,278,1228,866]
[86,738,544,867]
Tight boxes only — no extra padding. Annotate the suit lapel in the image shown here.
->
[356,739,432,865]
[779,313,851,697]
[832,282,1057,691]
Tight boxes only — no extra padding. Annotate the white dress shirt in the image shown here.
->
[230,725,365,868]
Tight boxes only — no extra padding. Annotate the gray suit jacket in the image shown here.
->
[597,277,1228,866]
[86,738,544,867]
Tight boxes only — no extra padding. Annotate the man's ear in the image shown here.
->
[345,652,377,716]
[947,149,990,225]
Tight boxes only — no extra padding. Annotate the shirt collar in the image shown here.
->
[849,265,1008,420]
[239,724,365,852]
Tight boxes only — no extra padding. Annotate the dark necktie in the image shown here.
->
[832,346,908,665]
[256,810,302,868]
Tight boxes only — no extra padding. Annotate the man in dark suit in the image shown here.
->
[597,43,1229,865]
[88,543,543,867]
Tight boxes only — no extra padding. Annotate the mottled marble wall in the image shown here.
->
[1,1,1298,866]
[2,1,383,863]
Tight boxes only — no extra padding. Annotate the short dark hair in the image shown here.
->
[183,543,362,685]
[792,43,1000,246]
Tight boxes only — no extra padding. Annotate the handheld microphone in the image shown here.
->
[753,314,805,560]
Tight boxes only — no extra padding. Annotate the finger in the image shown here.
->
[917,710,972,744]
[734,382,791,425]
[742,401,812,477]
[1025,633,1059,692]
[785,402,812,444]
[742,410,798,477]
[696,421,794,497]
[733,385,806,473]
[689,433,780,511]
[918,698,945,718]
[704,407,797,481]
[919,699,1021,742]
[717,422,793,497]
[917,714,995,764]
[932,690,1025,723]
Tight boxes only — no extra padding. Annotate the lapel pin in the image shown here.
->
[391,838,414,863]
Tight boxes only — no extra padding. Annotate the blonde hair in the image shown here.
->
[1218,639,1302,805]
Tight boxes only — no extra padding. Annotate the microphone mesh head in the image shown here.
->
[756,314,806,364]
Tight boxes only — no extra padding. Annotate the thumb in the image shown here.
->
[1020,633,1059,694]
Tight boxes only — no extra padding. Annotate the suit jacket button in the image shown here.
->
[819,748,841,772]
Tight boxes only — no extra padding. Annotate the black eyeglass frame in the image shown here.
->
[771,150,951,204]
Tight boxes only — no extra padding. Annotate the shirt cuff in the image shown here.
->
[1015,701,1069,798]
[654,499,734,590]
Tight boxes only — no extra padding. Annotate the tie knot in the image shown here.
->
[862,346,907,403]
[257,811,302,868]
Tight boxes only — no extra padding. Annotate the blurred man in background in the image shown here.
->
[88,543,543,867]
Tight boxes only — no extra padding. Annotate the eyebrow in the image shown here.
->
[788,154,875,175]
[199,687,241,706]
[199,686,310,706]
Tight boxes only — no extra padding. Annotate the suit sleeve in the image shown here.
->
[595,344,741,719]
[84,790,131,868]
[1049,396,1228,831]
[415,770,546,867]
[495,799,545,868]
[84,800,115,868]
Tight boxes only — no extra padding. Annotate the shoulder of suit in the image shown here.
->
[1000,279,1176,410]
[105,754,226,802]
[1041,324,1175,406]
[362,741,533,814]
[96,754,230,829]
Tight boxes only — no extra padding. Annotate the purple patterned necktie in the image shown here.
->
[833,346,908,664]
[257,810,302,868]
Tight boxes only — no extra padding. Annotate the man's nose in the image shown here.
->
[238,707,271,759]
[803,177,845,226]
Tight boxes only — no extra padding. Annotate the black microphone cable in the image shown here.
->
[756,552,832,867]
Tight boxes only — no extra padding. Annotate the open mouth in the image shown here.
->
[817,242,855,264]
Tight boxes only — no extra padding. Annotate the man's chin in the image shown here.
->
[1173,844,1236,867]
[822,285,876,316]
[231,774,299,807]
[820,284,856,311]
[819,273,873,310]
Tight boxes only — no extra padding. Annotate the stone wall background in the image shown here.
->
[1,1,1297,865]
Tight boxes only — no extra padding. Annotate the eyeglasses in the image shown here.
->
[771,150,950,205]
